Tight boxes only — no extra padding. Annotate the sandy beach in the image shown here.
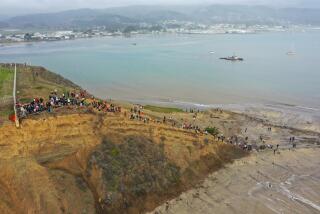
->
[150,148,320,214]
[147,106,320,214]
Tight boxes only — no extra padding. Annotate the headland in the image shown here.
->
[0,64,319,214]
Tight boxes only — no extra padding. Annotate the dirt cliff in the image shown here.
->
[0,112,246,213]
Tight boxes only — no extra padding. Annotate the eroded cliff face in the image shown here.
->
[0,112,246,214]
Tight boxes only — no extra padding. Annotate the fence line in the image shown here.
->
[13,64,20,128]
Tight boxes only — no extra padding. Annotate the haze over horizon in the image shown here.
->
[1,0,320,16]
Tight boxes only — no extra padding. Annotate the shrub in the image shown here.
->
[205,127,220,136]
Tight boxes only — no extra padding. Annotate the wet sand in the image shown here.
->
[150,148,320,214]
[147,105,320,214]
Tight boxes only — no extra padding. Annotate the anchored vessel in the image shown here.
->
[220,55,244,61]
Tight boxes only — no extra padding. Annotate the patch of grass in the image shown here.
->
[0,108,14,117]
[16,65,80,101]
[205,127,220,136]
[110,148,120,157]
[34,86,45,90]
[0,67,14,97]
[19,97,34,103]
[144,105,183,113]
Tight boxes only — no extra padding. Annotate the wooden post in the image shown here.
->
[13,64,20,128]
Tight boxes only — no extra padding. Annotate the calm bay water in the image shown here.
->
[1,32,320,108]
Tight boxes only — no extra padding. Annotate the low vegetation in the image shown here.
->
[0,64,80,124]
[205,127,220,136]
[16,65,80,101]
[144,105,184,113]
[87,135,181,212]
[0,66,14,123]
[0,108,14,118]
[0,66,13,97]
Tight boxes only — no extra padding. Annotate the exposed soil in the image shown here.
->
[0,112,246,214]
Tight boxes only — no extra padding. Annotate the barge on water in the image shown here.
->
[220,55,244,61]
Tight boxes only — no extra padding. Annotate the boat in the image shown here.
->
[287,42,296,56]
[220,55,244,61]
[209,51,215,54]
[286,50,296,56]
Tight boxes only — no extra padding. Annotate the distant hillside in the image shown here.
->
[5,9,138,29]
[0,15,10,21]
[190,5,320,25]
[2,5,320,29]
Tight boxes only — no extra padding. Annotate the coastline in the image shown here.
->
[2,31,320,111]
[1,27,319,47]
[1,64,319,213]
[118,98,320,133]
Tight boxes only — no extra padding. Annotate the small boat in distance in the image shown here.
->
[220,55,244,61]
[286,50,296,56]
[287,43,296,56]
[209,51,215,54]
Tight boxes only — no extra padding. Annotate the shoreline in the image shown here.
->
[2,63,319,134]
[116,98,320,133]
[150,147,320,214]
[2,28,320,47]
[1,64,319,213]
[2,31,320,112]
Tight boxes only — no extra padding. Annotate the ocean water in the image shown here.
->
[1,31,320,109]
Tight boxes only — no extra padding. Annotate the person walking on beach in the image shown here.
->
[289,136,295,142]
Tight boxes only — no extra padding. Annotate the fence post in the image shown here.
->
[13,64,20,128]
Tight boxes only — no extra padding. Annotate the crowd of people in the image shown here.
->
[16,89,123,120]
[91,100,121,113]
[14,90,301,154]
[129,105,206,132]
[182,123,202,133]
[17,90,88,118]
[223,135,255,151]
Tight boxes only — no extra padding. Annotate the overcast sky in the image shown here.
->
[1,0,318,16]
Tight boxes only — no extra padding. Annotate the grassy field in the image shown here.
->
[144,105,184,113]
[0,67,13,97]
[0,66,14,123]
[16,65,80,102]
[0,108,14,118]
[0,64,81,124]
